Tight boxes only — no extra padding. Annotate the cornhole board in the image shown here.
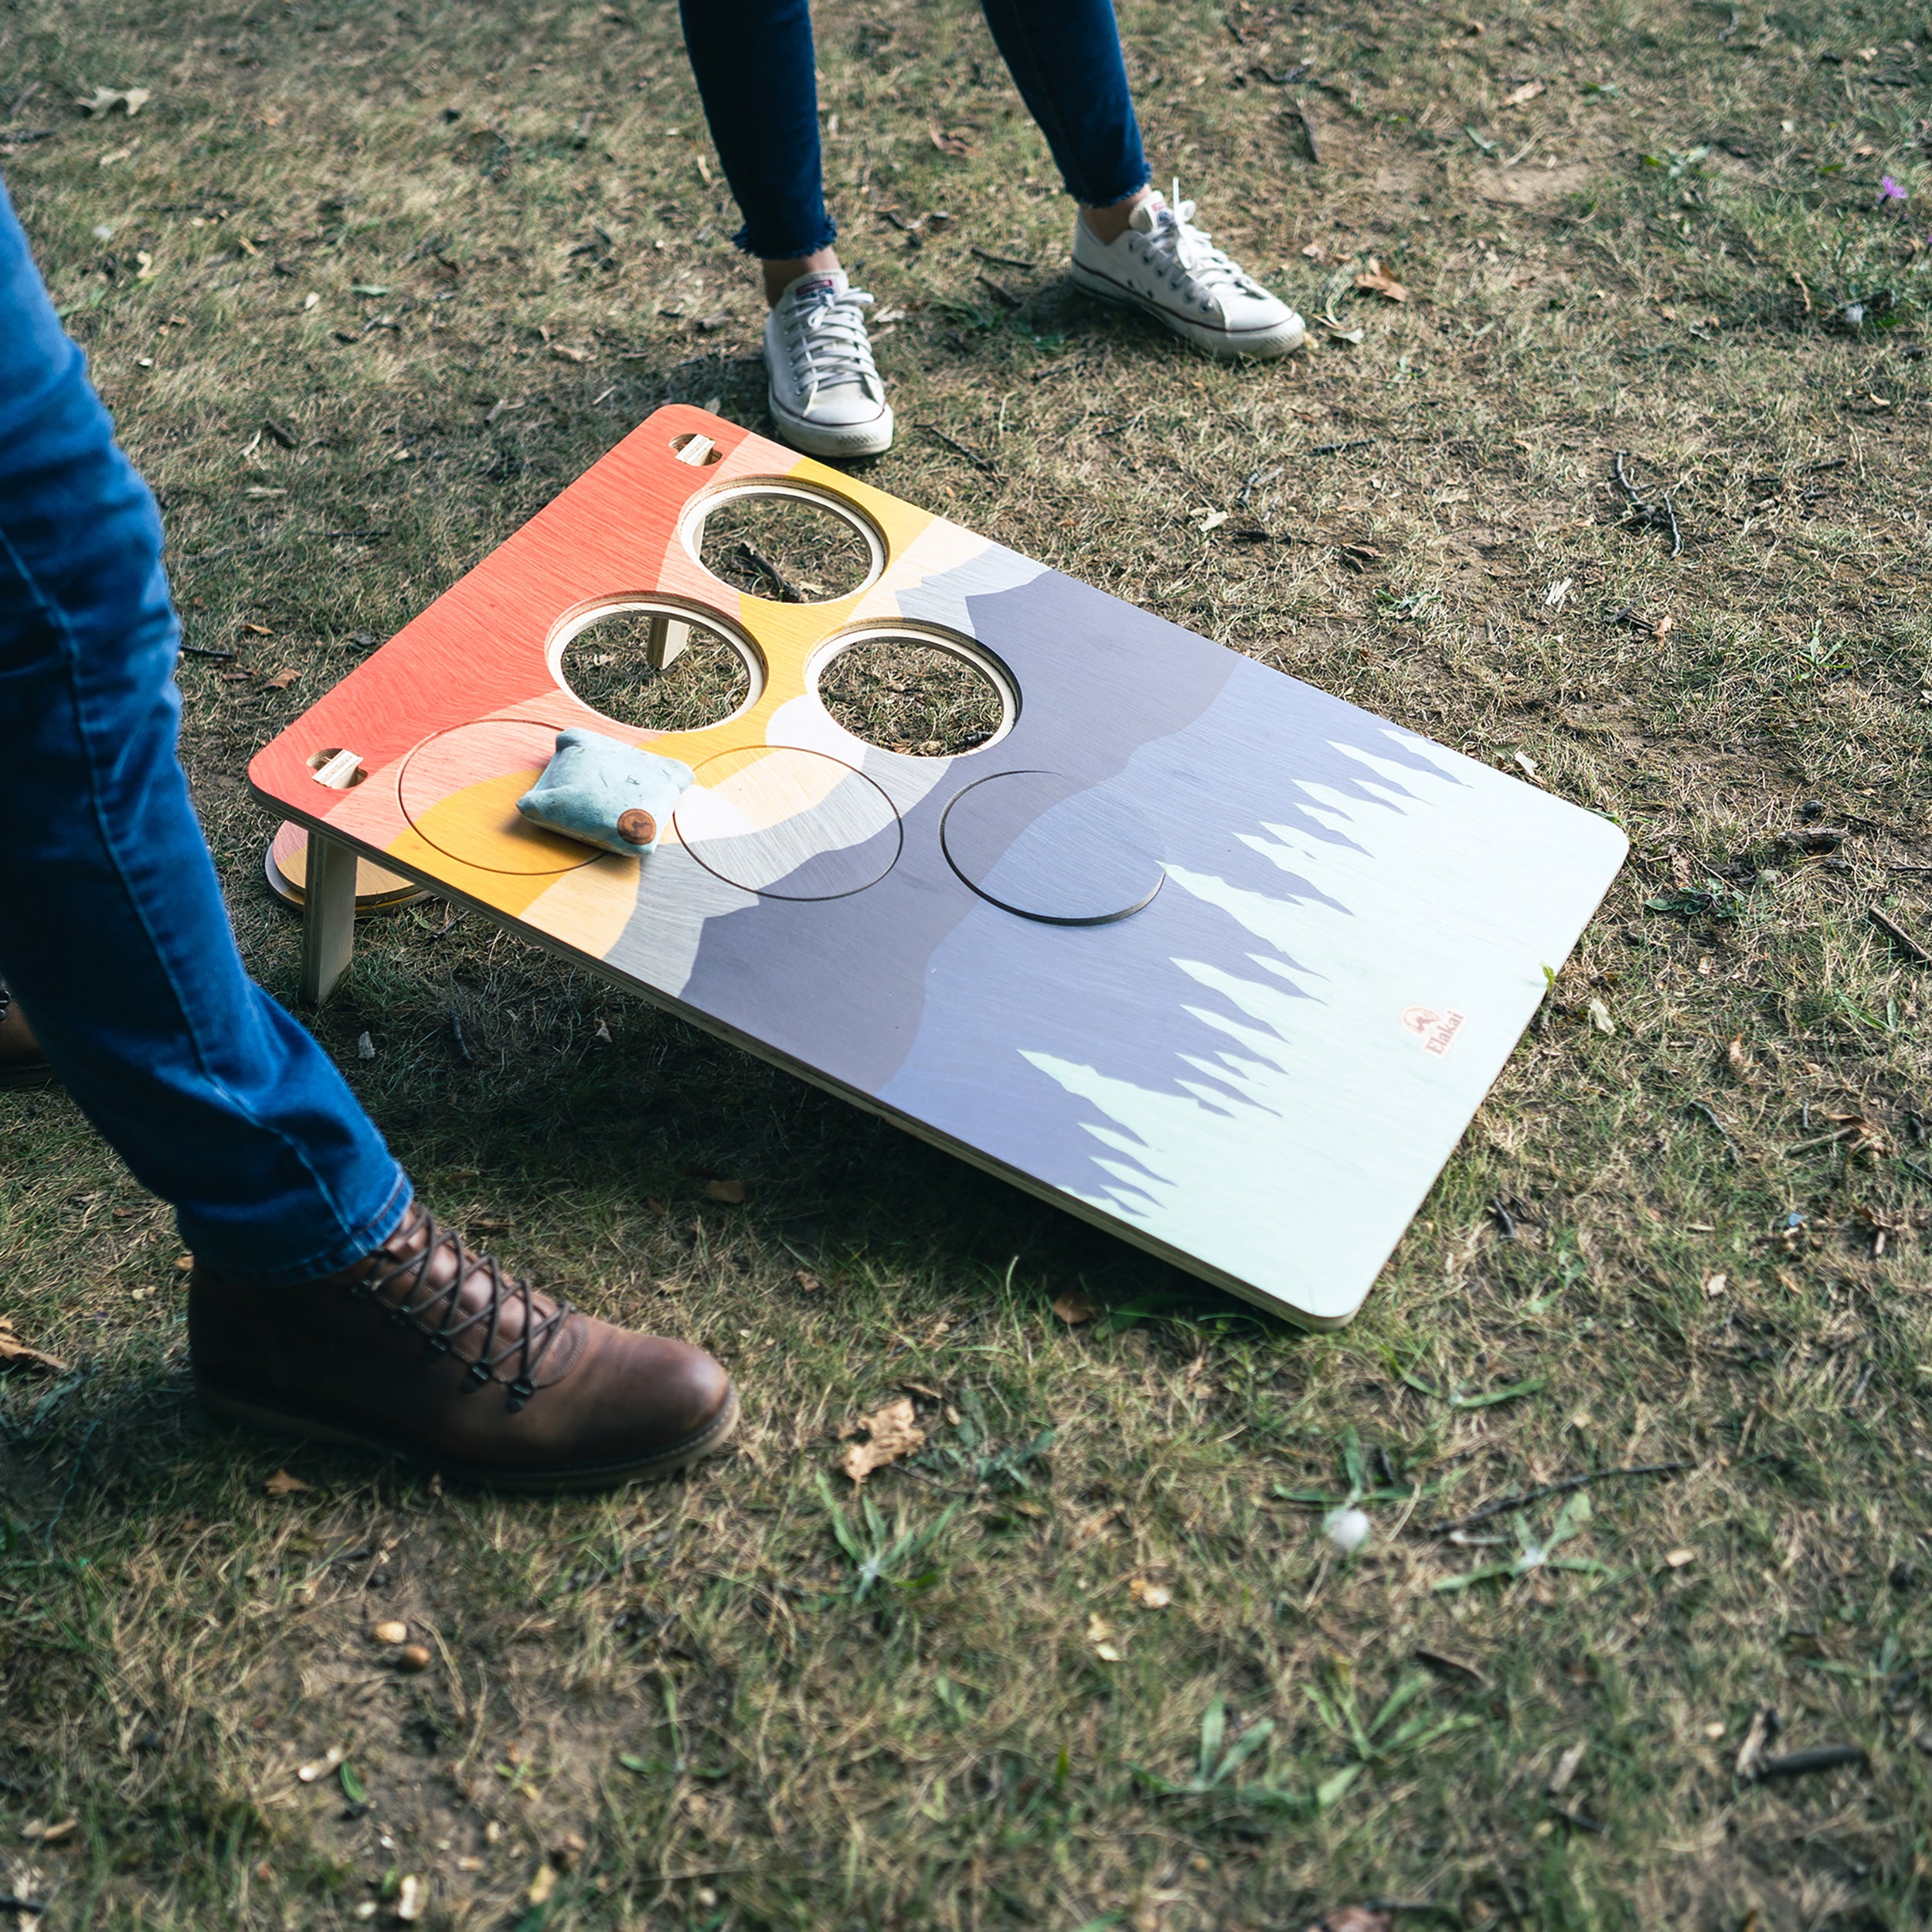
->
[249,404,1626,1328]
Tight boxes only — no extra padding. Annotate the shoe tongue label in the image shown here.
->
[792,274,842,301]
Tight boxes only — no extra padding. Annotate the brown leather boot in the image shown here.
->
[0,983,55,1090]
[189,1200,737,1492]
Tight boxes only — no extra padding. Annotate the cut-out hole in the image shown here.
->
[305,747,366,788]
[815,632,1010,757]
[557,610,754,733]
[693,489,878,603]
[671,431,722,466]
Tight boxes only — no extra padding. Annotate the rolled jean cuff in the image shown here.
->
[184,1166,414,1288]
[1081,165,1154,209]
[731,210,838,260]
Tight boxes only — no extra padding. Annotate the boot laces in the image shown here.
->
[352,1209,571,1411]
[782,284,881,407]
[1141,179,1268,309]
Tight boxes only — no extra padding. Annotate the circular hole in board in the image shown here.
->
[672,745,902,900]
[397,718,611,876]
[686,483,884,604]
[811,626,1014,757]
[940,770,1165,926]
[553,604,759,733]
[264,822,428,911]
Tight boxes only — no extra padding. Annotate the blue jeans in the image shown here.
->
[678,0,1150,260]
[0,179,410,1286]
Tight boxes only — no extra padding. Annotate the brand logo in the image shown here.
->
[1402,1006,1465,1056]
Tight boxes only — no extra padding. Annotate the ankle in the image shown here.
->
[1080,186,1156,247]
[763,247,842,308]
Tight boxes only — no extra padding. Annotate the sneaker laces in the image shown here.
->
[781,282,882,407]
[349,1208,572,1411]
[1139,179,1270,311]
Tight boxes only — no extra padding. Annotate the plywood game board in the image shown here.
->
[250,405,1626,1328]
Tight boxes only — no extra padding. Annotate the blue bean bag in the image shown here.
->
[517,729,695,858]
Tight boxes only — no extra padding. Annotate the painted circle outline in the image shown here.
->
[939,768,1165,927]
[397,716,610,877]
[673,743,904,902]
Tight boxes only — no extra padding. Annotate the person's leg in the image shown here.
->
[675,0,893,454]
[676,0,837,304]
[977,0,1150,230]
[981,0,1304,358]
[0,178,411,1284]
[0,173,737,1487]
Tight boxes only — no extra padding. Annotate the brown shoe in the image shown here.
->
[189,1200,737,1492]
[0,983,55,1090]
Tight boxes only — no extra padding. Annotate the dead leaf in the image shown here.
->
[20,1818,77,1845]
[1505,80,1546,105]
[371,1621,409,1645]
[704,1178,748,1204]
[692,312,730,334]
[1726,1036,1753,1079]
[1414,1645,1492,1690]
[550,342,591,362]
[928,124,978,158]
[1547,1739,1587,1794]
[1086,1612,1124,1662]
[1587,997,1614,1036]
[264,1468,311,1498]
[794,1269,824,1292]
[1354,257,1410,302]
[77,86,152,117]
[1307,1910,1393,1932]
[263,668,298,690]
[1664,1546,1697,1567]
[837,1396,925,1483]
[1051,1288,1097,1325]
[549,1832,588,1872]
[0,1317,69,1376]
[527,1863,558,1908]
[396,1874,429,1922]
[1300,240,1332,264]
[1702,1273,1727,1298]
[1128,1574,1173,1609]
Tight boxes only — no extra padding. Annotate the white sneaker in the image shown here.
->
[1069,182,1305,359]
[763,269,894,459]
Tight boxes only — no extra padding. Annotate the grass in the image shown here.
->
[1,0,1930,1925]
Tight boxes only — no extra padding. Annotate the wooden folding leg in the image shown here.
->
[299,832,357,1005]
[645,612,691,670]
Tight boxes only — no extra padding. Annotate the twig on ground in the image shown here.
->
[918,423,998,473]
[179,645,236,659]
[975,272,1020,309]
[1752,1744,1866,1781]
[430,908,470,941]
[1311,438,1374,456]
[733,539,804,600]
[1685,1100,1741,1164]
[969,244,1035,270]
[1425,1461,1692,1536]
[1868,906,1930,964]
[1612,451,1684,556]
